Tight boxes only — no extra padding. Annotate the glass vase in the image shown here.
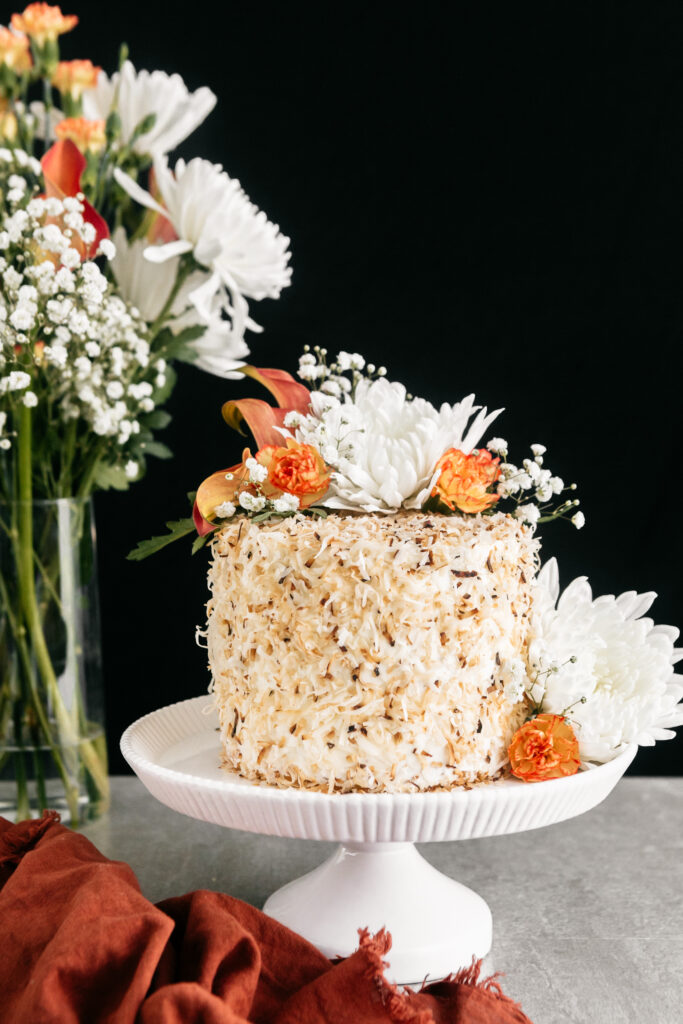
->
[0,498,109,826]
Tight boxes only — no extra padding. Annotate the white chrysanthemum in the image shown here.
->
[294,377,501,512]
[83,61,216,156]
[530,558,683,763]
[109,228,248,378]
[113,156,291,341]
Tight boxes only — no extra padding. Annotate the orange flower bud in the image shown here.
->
[55,116,105,153]
[11,3,78,45]
[431,447,501,514]
[0,99,19,142]
[508,713,581,783]
[0,26,32,71]
[52,59,100,99]
[256,439,330,508]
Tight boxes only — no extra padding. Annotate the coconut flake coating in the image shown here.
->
[206,511,539,793]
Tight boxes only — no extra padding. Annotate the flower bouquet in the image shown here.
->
[0,4,291,823]
[134,348,683,791]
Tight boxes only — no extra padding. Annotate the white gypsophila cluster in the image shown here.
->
[110,228,249,379]
[296,346,386,397]
[528,558,683,763]
[491,440,584,529]
[113,156,291,368]
[288,368,502,513]
[0,170,160,452]
[83,61,216,157]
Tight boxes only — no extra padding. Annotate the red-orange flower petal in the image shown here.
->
[508,714,581,783]
[41,139,109,260]
[221,367,312,450]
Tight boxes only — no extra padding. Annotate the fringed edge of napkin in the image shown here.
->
[359,927,435,1023]
[358,927,528,1024]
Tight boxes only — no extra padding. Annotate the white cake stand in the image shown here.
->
[121,695,636,985]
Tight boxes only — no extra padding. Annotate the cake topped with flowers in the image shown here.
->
[134,350,683,793]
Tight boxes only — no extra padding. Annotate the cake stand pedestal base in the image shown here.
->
[263,841,491,985]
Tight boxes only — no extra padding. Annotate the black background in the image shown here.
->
[62,3,683,775]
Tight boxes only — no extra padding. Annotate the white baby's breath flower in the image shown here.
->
[531,443,546,456]
[125,460,139,480]
[530,558,683,763]
[239,492,266,513]
[273,493,300,513]
[215,500,237,518]
[98,238,116,260]
[0,370,31,392]
[22,391,38,408]
[572,511,585,529]
[514,503,540,525]
[245,457,268,484]
[487,437,508,454]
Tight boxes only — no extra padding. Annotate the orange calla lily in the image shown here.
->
[194,367,314,535]
[193,458,248,536]
[41,138,109,259]
[222,366,312,449]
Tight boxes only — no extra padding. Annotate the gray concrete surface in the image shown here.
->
[82,777,683,1024]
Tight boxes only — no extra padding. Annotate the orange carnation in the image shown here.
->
[52,59,100,98]
[55,116,106,153]
[11,4,78,44]
[431,447,501,514]
[0,27,32,71]
[508,714,581,783]
[256,439,330,508]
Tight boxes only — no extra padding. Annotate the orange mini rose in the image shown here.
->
[256,439,330,508]
[55,116,106,153]
[11,4,78,45]
[508,714,580,783]
[431,447,501,514]
[52,59,100,98]
[0,27,32,71]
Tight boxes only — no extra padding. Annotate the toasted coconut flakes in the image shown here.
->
[206,510,539,793]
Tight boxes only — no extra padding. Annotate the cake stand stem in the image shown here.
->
[262,841,492,985]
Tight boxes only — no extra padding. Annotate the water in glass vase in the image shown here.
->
[0,497,109,826]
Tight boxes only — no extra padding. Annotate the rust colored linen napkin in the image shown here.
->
[0,812,532,1024]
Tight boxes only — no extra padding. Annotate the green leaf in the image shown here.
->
[191,532,212,555]
[143,410,172,430]
[127,518,195,561]
[142,441,173,460]
[153,364,177,406]
[93,463,130,491]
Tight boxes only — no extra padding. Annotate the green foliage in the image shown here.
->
[93,463,131,492]
[127,517,196,561]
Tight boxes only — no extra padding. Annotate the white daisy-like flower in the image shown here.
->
[113,158,291,351]
[530,558,683,764]
[83,61,216,156]
[109,228,249,379]
[294,377,501,513]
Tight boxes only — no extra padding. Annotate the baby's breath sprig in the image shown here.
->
[525,656,579,716]
[297,345,386,400]
[487,439,584,530]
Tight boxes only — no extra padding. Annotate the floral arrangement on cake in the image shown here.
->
[133,348,683,785]
[0,4,290,822]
